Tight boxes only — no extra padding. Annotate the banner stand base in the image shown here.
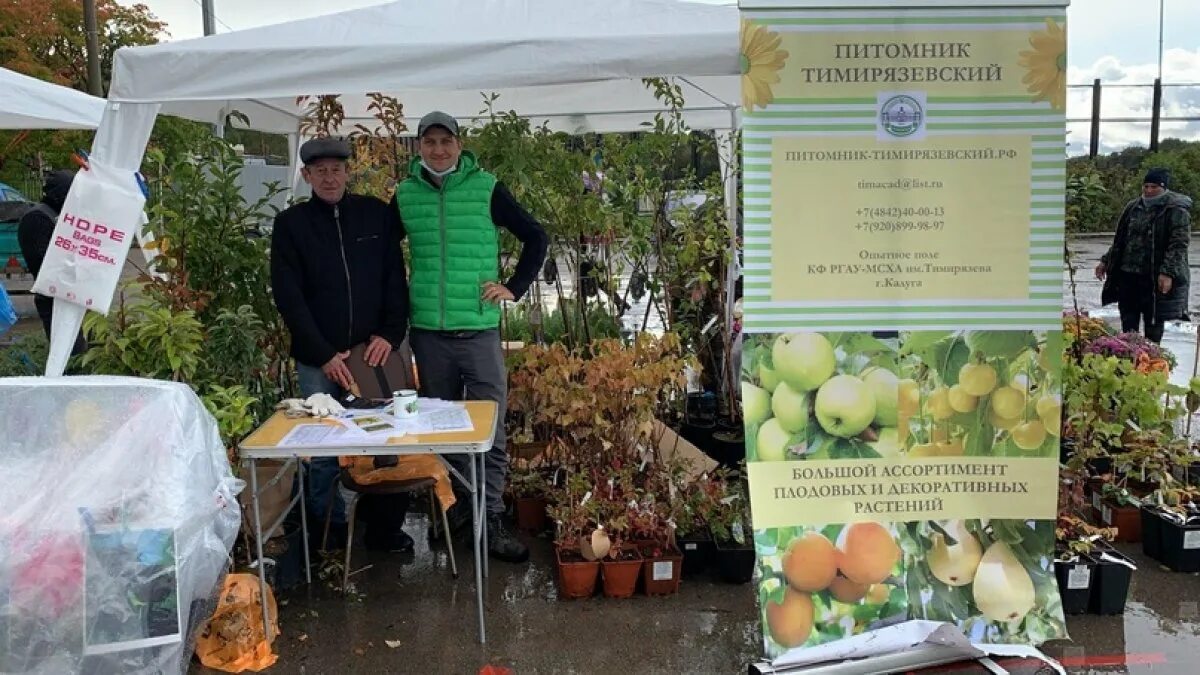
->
[745,622,1065,675]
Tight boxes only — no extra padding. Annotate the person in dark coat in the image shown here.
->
[1095,168,1192,343]
[17,170,87,354]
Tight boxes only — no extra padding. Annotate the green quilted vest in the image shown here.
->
[396,151,500,331]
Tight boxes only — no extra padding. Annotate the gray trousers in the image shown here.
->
[409,328,507,515]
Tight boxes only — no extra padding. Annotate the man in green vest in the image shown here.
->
[393,111,548,563]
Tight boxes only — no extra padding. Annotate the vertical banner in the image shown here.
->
[739,0,1069,661]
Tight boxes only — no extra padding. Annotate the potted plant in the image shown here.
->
[1141,484,1200,573]
[547,470,603,600]
[709,472,755,584]
[596,497,642,599]
[627,483,683,597]
[508,465,550,534]
[672,469,723,577]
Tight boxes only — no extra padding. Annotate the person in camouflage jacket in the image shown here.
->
[1096,168,1192,343]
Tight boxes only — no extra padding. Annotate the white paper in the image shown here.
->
[1184,530,1200,550]
[1067,564,1091,590]
[392,406,474,435]
[652,561,674,581]
[279,423,352,447]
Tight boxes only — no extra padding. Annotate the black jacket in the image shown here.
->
[270,194,409,368]
[18,171,87,352]
[1101,191,1193,323]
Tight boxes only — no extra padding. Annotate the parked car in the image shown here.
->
[1,182,33,273]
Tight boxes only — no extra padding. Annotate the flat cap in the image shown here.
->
[300,137,351,164]
[417,111,460,138]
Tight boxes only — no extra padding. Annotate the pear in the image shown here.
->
[972,540,1036,623]
[926,521,982,587]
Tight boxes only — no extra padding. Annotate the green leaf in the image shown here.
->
[838,333,897,357]
[931,336,971,386]
[900,331,954,357]
[806,429,840,459]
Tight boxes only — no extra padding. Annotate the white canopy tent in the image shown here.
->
[0,67,106,130]
[44,0,743,375]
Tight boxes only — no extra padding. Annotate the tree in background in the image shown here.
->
[0,1,165,185]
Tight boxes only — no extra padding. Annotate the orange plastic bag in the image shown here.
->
[338,455,457,511]
[195,573,279,672]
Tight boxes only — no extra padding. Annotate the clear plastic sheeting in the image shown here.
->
[0,376,244,674]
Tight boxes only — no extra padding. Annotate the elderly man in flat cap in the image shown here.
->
[270,137,413,552]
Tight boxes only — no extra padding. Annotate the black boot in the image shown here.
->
[487,514,529,563]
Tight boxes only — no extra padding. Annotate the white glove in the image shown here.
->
[305,393,345,418]
[276,398,309,418]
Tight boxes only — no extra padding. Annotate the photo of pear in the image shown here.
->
[836,522,900,586]
[926,521,983,587]
[971,540,1036,623]
[765,588,815,648]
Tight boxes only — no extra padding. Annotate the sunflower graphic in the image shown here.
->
[1018,18,1067,110]
[741,20,789,111]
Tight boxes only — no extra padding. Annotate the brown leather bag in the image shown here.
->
[343,338,418,401]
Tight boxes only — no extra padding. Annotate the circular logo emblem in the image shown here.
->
[880,95,924,137]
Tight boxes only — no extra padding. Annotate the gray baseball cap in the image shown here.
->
[417,111,460,138]
[299,137,351,164]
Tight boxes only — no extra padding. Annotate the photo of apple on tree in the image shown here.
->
[742,330,1064,462]
[755,517,1067,656]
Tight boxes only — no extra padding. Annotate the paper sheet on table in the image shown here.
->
[393,407,475,435]
[278,423,353,447]
[343,413,401,437]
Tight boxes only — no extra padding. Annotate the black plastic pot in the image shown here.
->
[713,537,755,584]
[1140,505,1163,561]
[677,532,714,576]
[709,429,745,468]
[1053,555,1095,615]
[1089,543,1134,615]
[679,420,716,455]
[1156,510,1200,573]
[685,392,718,425]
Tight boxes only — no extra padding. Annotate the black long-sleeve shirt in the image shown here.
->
[390,181,548,301]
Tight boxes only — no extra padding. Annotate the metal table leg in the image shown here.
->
[471,453,486,644]
[480,452,489,579]
[297,458,312,584]
[249,457,273,640]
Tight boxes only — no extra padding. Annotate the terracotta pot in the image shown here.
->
[514,496,548,533]
[600,549,643,598]
[555,547,599,600]
[1099,499,1142,543]
[639,543,683,596]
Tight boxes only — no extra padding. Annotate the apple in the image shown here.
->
[927,387,954,420]
[815,375,876,438]
[759,361,782,393]
[947,385,978,413]
[990,386,1026,419]
[758,418,795,462]
[869,427,902,458]
[773,333,836,392]
[862,367,900,427]
[958,363,998,397]
[1011,421,1047,451]
[989,410,1020,431]
[772,381,811,434]
[743,382,772,427]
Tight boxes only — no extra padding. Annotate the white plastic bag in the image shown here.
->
[30,160,145,314]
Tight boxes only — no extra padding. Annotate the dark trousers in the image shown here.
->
[409,328,507,515]
[1116,271,1165,343]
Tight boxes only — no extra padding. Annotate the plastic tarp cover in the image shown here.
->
[0,376,244,674]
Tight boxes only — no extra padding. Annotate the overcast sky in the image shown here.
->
[119,0,1200,155]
